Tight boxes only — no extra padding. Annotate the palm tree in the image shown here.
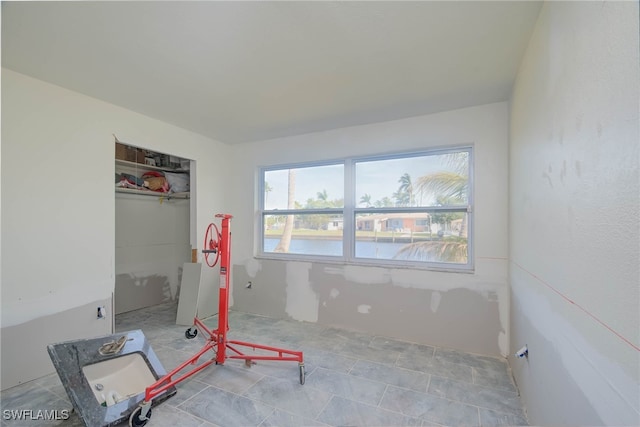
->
[393,189,410,207]
[395,237,468,263]
[317,189,328,202]
[415,172,467,206]
[397,173,414,206]
[264,182,273,208]
[396,153,469,263]
[274,169,296,253]
[415,153,468,237]
[381,196,393,207]
[359,193,372,207]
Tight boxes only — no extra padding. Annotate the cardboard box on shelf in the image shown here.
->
[115,142,137,162]
[136,149,147,164]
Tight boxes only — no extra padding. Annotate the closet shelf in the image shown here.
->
[115,187,190,199]
[115,159,188,173]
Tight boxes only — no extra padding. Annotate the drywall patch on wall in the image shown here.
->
[325,264,391,285]
[390,268,482,294]
[284,262,318,322]
[389,263,510,355]
[115,273,171,314]
[311,262,504,356]
[321,260,509,356]
[245,258,262,278]
[496,284,509,357]
[430,291,442,313]
[231,263,287,318]
[231,259,506,356]
[357,304,372,314]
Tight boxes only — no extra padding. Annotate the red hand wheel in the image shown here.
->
[203,222,221,267]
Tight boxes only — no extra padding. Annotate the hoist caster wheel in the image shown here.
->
[299,364,305,385]
[129,407,152,427]
[185,328,198,339]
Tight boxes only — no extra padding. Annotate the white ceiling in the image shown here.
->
[2,1,541,144]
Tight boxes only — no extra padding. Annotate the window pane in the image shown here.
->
[355,152,469,208]
[264,164,344,210]
[264,214,343,256]
[355,212,468,264]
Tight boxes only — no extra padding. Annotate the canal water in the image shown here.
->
[264,237,410,259]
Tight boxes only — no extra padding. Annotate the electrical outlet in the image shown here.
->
[97,306,106,319]
[515,345,528,358]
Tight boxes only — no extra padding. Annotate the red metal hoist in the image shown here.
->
[129,214,304,427]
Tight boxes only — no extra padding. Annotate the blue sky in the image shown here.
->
[264,153,465,209]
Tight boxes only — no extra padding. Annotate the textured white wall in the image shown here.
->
[1,69,231,388]
[230,102,511,357]
[509,2,639,425]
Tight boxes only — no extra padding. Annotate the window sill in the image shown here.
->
[254,253,474,274]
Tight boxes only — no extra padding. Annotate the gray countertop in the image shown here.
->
[47,329,176,427]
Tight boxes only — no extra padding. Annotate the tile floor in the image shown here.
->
[1,302,528,427]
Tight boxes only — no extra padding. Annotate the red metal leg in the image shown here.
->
[143,343,215,401]
[140,214,304,412]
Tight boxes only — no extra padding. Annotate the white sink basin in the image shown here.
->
[82,352,156,406]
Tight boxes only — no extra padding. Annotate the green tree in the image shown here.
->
[317,189,328,202]
[304,197,324,229]
[264,182,273,208]
[381,196,393,207]
[415,153,468,237]
[393,189,410,207]
[416,172,468,205]
[395,237,468,263]
[359,193,372,207]
[396,153,469,263]
[398,173,414,206]
[430,196,464,231]
[331,198,344,208]
[303,191,340,229]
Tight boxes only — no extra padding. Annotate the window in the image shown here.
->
[260,146,472,270]
[263,163,344,257]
